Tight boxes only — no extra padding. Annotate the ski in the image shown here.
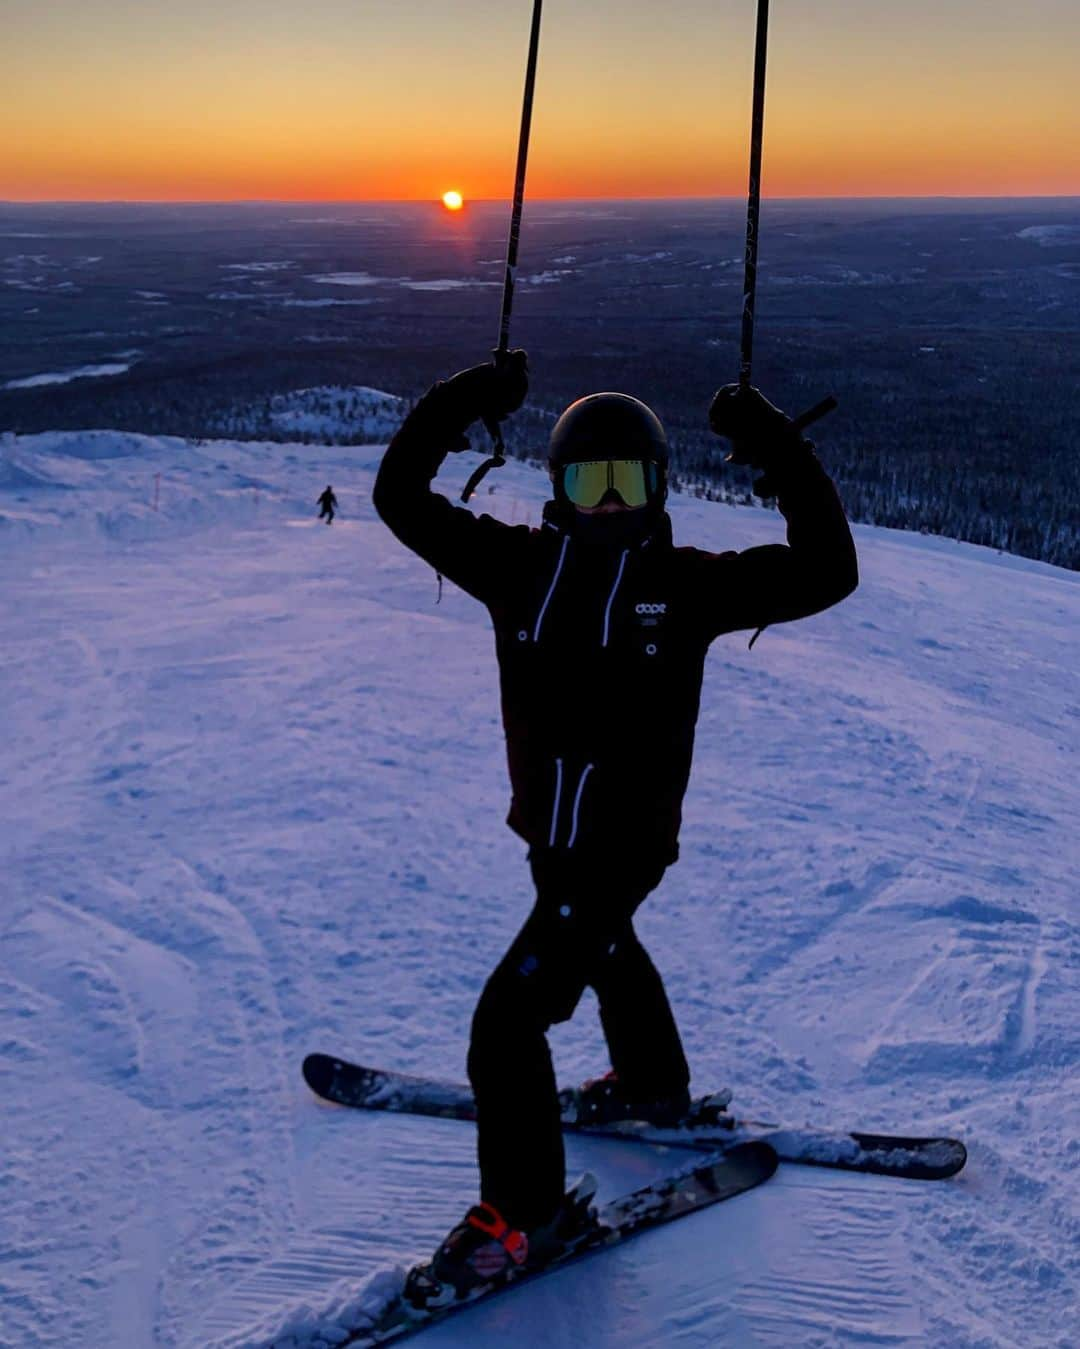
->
[302,1053,967,1181]
[337,1141,777,1346]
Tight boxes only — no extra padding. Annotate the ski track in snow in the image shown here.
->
[0,429,1077,1348]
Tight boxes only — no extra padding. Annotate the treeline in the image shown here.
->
[669,421,1077,571]
[206,384,405,444]
[498,389,1079,572]
[490,366,1078,571]
[2,326,1076,571]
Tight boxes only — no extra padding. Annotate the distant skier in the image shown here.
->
[372,351,858,1300]
[317,485,338,524]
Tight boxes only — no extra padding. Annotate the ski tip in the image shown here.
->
[936,1138,968,1179]
[847,1131,968,1180]
[302,1052,335,1097]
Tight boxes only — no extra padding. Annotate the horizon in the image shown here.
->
[4,193,1080,207]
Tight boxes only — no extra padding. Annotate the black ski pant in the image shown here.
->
[467,847,690,1231]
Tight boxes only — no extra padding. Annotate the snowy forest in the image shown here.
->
[2,198,1078,570]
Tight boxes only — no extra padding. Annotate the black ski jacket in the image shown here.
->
[374,396,858,866]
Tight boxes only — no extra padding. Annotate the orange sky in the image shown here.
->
[2,1,1078,201]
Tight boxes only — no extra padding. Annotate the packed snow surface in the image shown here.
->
[1,427,1077,1348]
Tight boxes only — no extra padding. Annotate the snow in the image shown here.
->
[222,262,297,273]
[264,386,403,441]
[279,299,375,309]
[2,361,132,390]
[1,429,1077,1348]
[400,279,500,292]
[767,267,908,288]
[308,273,392,287]
[1015,225,1080,246]
[305,274,498,293]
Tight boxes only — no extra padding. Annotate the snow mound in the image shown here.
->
[0,430,286,545]
[20,429,160,460]
[0,452,72,491]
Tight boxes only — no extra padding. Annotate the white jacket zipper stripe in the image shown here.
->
[602,549,629,648]
[533,535,569,643]
[566,763,595,848]
[548,758,565,847]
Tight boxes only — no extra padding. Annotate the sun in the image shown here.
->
[442,190,464,212]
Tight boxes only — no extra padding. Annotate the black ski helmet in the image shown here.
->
[549,392,669,470]
[548,392,668,510]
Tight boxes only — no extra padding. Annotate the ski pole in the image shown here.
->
[462,0,544,502]
[738,0,836,431]
[495,0,543,368]
[739,0,769,393]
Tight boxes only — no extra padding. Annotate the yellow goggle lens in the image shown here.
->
[562,459,654,509]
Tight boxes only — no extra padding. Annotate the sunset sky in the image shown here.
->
[3,0,1078,201]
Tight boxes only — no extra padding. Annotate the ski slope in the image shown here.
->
[1,427,1077,1348]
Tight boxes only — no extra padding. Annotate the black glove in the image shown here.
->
[708,383,809,497]
[708,383,801,463]
[429,349,529,449]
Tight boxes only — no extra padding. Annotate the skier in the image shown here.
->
[317,485,338,524]
[372,350,858,1299]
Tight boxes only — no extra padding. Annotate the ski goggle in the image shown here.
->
[560,459,659,509]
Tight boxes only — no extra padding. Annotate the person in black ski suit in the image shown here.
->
[317,485,338,524]
[372,351,858,1297]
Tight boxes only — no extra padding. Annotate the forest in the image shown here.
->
[2,198,1077,569]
